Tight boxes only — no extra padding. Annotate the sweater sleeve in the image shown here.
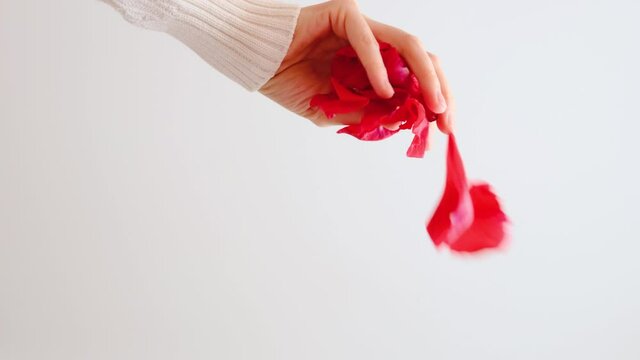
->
[100,0,300,91]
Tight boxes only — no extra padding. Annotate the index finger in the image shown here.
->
[343,10,394,98]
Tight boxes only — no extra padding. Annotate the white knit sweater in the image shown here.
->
[101,0,301,91]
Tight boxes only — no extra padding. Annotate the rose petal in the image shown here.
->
[337,125,398,141]
[406,119,429,158]
[426,134,474,246]
[385,98,424,129]
[310,93,369,119]
[331,54,370,90]
[406,74,422,99]
[337,102,399,141]
[448,183,509,252]
[381,46,410,86]
[335,45,358,58]
[331,78,369,104]
[427,135,509,252]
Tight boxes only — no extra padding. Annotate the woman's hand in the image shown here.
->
[259,0,455,133]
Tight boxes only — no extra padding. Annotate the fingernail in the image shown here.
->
[384,83,395,98]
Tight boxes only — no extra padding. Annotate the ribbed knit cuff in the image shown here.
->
[103,0,301,91]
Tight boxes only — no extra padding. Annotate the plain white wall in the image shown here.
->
[1,0,639,359]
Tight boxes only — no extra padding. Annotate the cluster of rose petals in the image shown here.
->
[427,135,509,252]
[310,42,436,158]
[310,43,509,253]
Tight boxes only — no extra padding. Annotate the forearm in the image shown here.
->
[100,0,300,90]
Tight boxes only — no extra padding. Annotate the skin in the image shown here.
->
[260,0,455,134]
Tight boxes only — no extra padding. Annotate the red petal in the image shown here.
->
[335,45,358,58]
[331,78,369,104]
[331,53,370,90]
[406,118,429,158]
[310,93,368,119]
[337,125,398,141]
[377,41,392,51]
[358,88,411,105]
[427,134,473,246]
[381,46,410,86]
[406,74,422,99]
[448,183,509,252]
[386,98,424,129]
[332,41,407,92]
[337,102,399,141]
[402,99,429,158]
[426,135,509,252]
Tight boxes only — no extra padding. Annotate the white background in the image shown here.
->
[1,0,639,359]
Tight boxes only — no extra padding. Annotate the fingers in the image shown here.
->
[327,2,455,134]
[365,18,451,128]
[429,52,455,133]
[345,15,394,98]
[402,40,446,114]
[330,0,394,98]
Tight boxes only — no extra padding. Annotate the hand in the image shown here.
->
[259,0,455,134]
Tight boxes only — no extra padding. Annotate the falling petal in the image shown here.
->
[427,135,509,252]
